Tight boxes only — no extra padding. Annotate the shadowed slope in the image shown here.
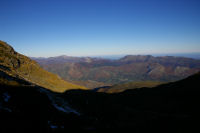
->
[0,68,200,132]
[63,71,200,132]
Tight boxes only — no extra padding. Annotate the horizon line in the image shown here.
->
[29,52,200,59]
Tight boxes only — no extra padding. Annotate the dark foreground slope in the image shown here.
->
[0,72,200,132]
[64,72,200,132]
[0,84,87,132]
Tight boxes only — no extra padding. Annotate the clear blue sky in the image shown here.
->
[0,0,200,57]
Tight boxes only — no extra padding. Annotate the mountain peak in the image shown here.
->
[0,40,12,48]
[0,40,16,54]
[119,55,153,62]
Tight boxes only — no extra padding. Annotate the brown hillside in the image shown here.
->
[0,40,86,92]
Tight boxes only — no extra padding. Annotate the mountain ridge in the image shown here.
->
[0,40,86,92]
[33,54,200,89]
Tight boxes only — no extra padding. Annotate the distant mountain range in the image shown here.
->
[33,54,200,89]
[1,40,200,132]
[0,41,86,92]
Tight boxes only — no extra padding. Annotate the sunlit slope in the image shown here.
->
[97,81,164,93]
[0,40,87,92]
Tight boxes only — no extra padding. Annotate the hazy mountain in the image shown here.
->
[0,41,86,92]
[33,54,200,89]
[31,55,100,64]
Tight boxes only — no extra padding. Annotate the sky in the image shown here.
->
[0,0,200,57]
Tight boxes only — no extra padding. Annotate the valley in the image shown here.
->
[1,41,200,132]
[1,0,200,132]
[33,54,200,89]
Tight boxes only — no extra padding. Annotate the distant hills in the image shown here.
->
[33,54,200,89]
[0,41,86,92]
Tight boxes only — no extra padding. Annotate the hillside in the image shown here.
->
[0,41,86,92]
[63,72,200,132]
[34,54,200,89]
[0,83,86,132]
[96,81,164,93]
[1,68,200,132]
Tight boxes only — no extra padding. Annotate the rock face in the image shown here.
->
[0,41,86,92]
[34,54,200,89]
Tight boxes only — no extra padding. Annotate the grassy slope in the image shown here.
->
[97,81,164,93]
[0,40,87,92]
